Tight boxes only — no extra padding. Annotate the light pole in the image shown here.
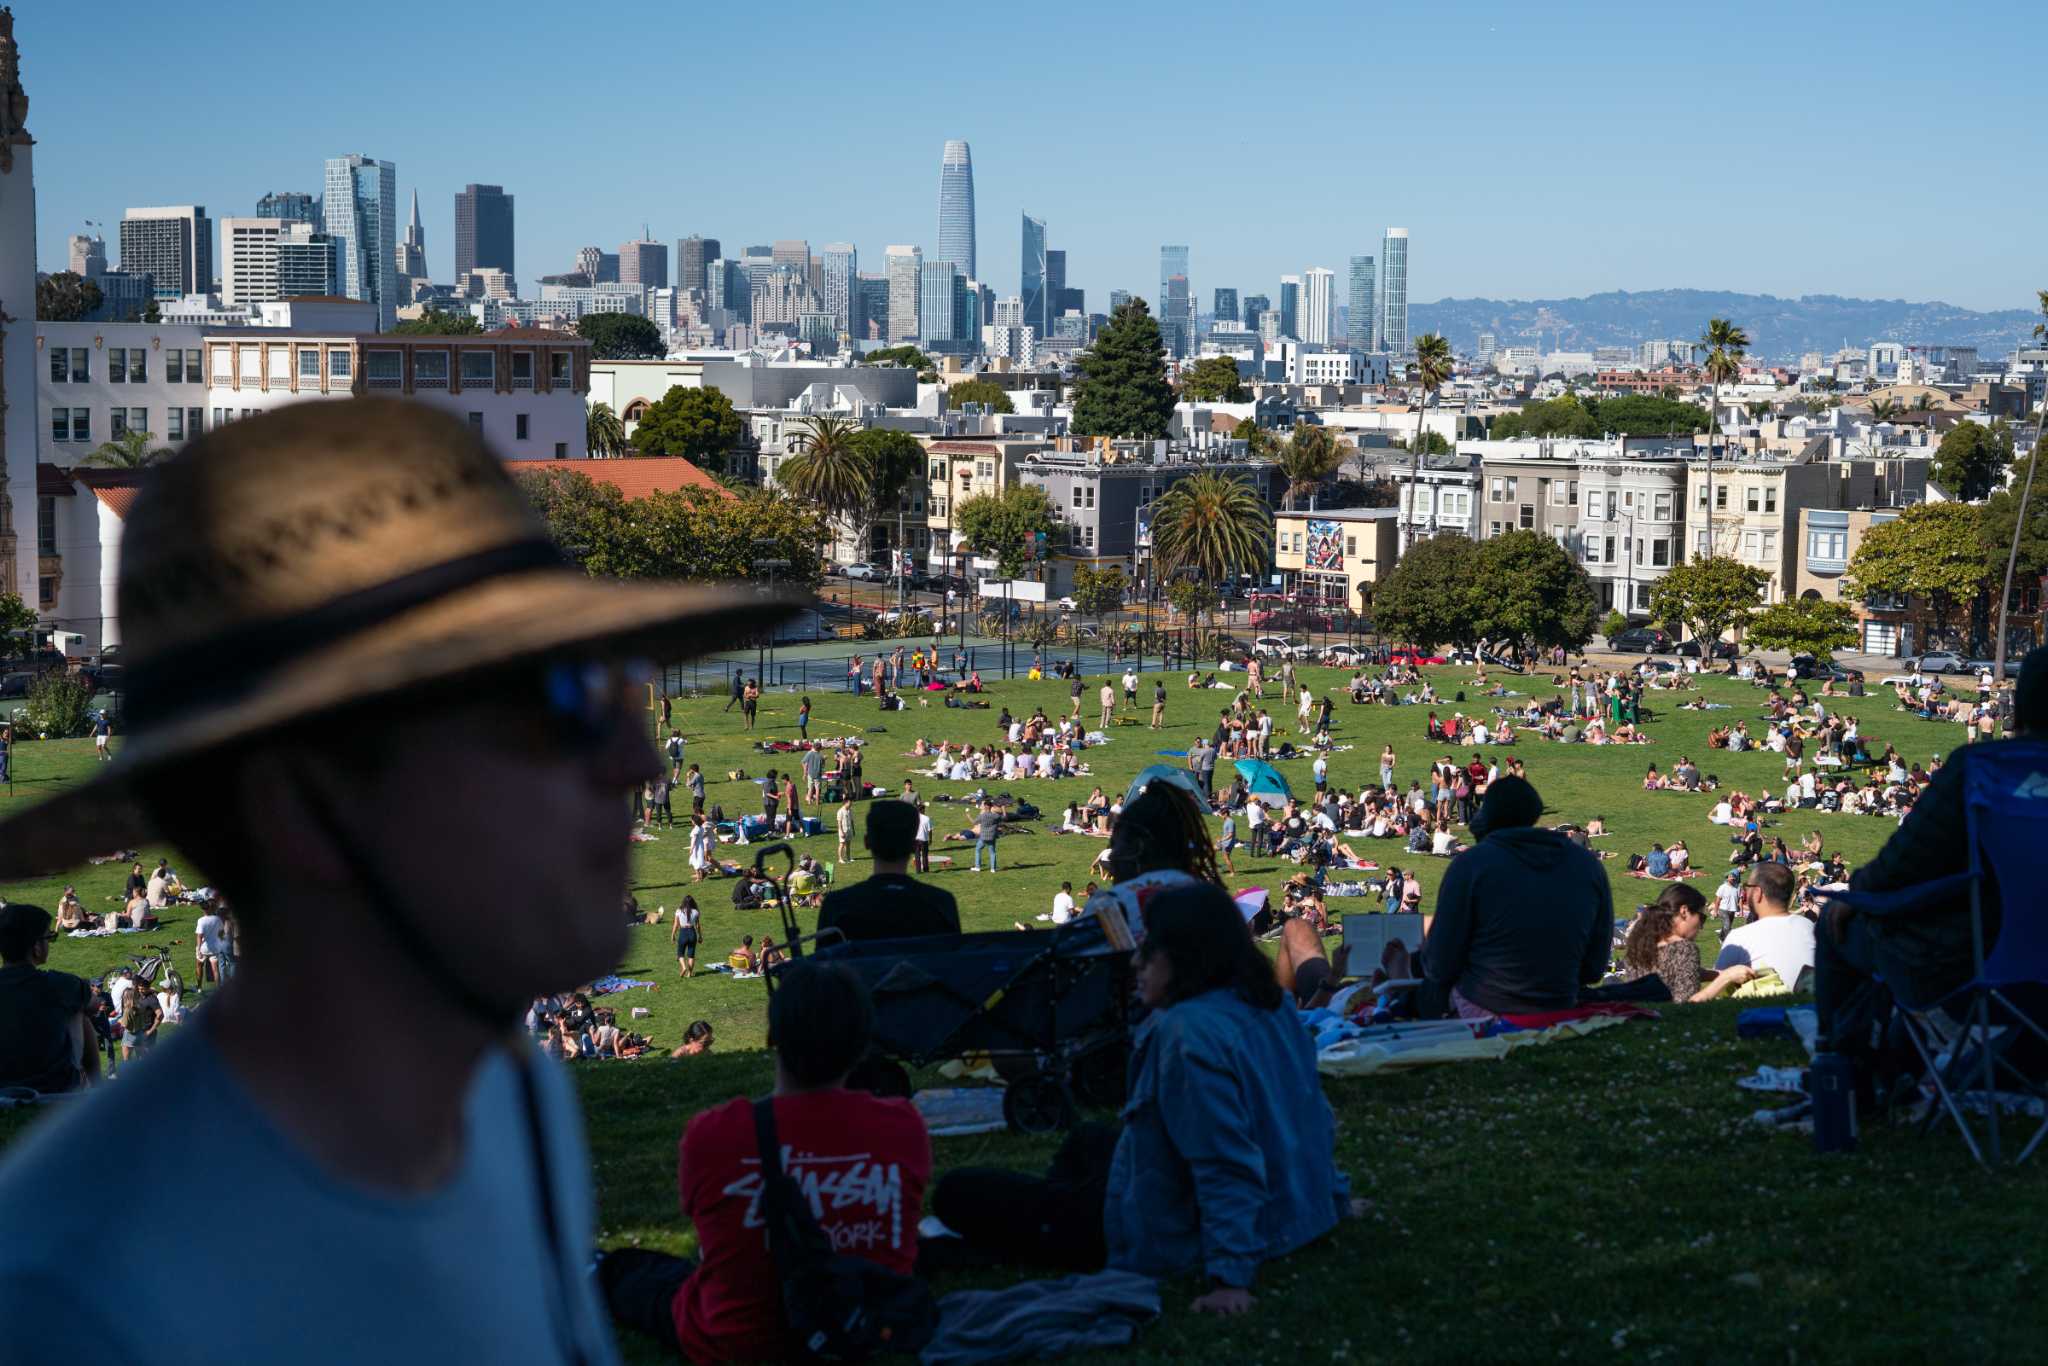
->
[751,536,788,686]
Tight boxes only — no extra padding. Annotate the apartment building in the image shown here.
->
[1683,453,1834,604]
[1271,507,1399,610]
[39,322,212,463]
[1393,454,1481,544]
[1578,455,1690,615]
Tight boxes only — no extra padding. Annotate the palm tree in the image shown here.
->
[586,402,626,459]
[1698,317,1750,556]
[1151,471,1271,587]
[776,416,872,538]
[1912,391,1935,413]
[1400,333,1455,552]
[1274,425,1343,510]
[81,429,173,469]
[1868,397,1900,424]
[1995,287,2048,681]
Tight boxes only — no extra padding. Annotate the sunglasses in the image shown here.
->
[539,657,655,746]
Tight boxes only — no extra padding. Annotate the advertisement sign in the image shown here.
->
[1135,509,1153,550]
[1304,518,1344,572]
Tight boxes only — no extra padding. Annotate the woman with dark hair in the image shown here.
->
[932,883,1351,1316]
[1078,780,1224,946]
[1621,884,1708,1002]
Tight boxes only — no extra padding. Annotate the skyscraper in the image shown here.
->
[454,184,515,281]
[323,155,399,328]
[1241,293,1269,334]
[223,217,337,304]
[68,232,106,277]
[819,242,856,334]
[1164,276,1190,356]
[1347,256,1376,353]
[1213,288,1238,325]
[620,236,668,288]
[396,190,427,284]
[119,205,212,298]
[1302,267,1335,345]
[676,235,719,293]
[1379,228,1409,354]
[1108,289,1131,314]
[1158,245,1190,357]
[1020,214,1047,338]
[1277,275,1300,340]
[885,245,921,342]
[920,259,961,345]
[255,191,319,227]
[772,240,811,272]
[937,139,976,278]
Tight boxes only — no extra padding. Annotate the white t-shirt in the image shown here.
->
[915,812,933,842]
[1245,800,1265,828]
[195,914,227,958]
[1715,914,1816,987]
[1050,891,1076,924]
[1312,757,1328,783]
[1122,672,1137,692]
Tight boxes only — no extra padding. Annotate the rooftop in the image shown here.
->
[516,458,732,501]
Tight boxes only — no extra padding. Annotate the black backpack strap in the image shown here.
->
[752,1097,785,1190]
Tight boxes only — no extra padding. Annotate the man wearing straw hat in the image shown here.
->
[0,400,800,1363]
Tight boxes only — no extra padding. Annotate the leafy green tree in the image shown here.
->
[947,379,1015,414]
[1395,430,1452,456]
[1274,425,1344,509]
[1699,316,1749,523]
[1930,419,2013,501]
[1235,420,1276,460]
[955,485,1059,577]
[1401,334,1455,550]
[1166,576,1222,627]
[1743,598,1859,664]
[1149,472,1271,586]
[1844,501,1988,642]
[0,592,36,659]
[1372,533,1482,651]
[517,467,829,589]
[1071,298,1175,439]
[513,467,634,573]
[392,308,483,336]
[1488,394,1600,440]
[585,402,626,458]
[846,427,926,541]
[1470,530,1599,652]
[1647,555,1770,649]
[1071,565,1128,620]
[24,672,95,739]
[1180,355,1247,402]
[862,345,935,377]
[1593,395,1711,436]
[576,312,663,360]
[1978,449,2048,581]
[1600,609,1630,642]
[36,271,102,322]
[82,429,174,469]
[630,385,745,470]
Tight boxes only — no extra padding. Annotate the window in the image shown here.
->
[1634,536,1644,566]
[168,408,184,440]
[128,407,147,436]
[300,349,322,380]
[165,349,183,383]
[1696,529,1710,555]
[467,412,484,430]
[1652,492,1673,522]
[1808,529,1847,562]
[1651,538,1670,567]
[1635,583,1652,610]
[184,349,201,383]
[1743,530,1760,557]
[549,352,571,384]
[38,495,56,555]
[71,408,89,443]
[1489,520,1503,537]
[129,347,147,383]
[1745,487,1760,513]
[110,408,129,439]
[1716,485,1728,509]
[555,442,567,457]
[976,460,993,478]
[213,407,232,428]
[238,346,261,382]
[1083,525,1095,549]
[515,413,530,440]
[186,408,203,437]
[412,351,448,386]
[211,347,233,382]
[1604,491,1618,520]
[49,349,65,383]
[108,348,127,383]
[267,348,289,383]
[1489,477,1505,503]
[511,352,534,384]
[1761,531,1777,559]
[1072,486,1083,507]
[1519,505,1534,530]
[1346,537,1357,556]
[1697,482,1709,507]
[1623,490,1633,510]
[328,349,352,380]
[38,577,54,608]
[1568,480,1579,506]
[1583,539,1599,564]
[365,351,402,385]
[1605,536,1617,563]
[50,409,68,442]
[1084,486,1095,509]
[1504,477,1518,500]
[460,351,494,384]
[1551,481,1567,505]
[1764,486,1778,514]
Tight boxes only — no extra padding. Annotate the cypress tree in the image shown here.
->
[1071,298,1176,439]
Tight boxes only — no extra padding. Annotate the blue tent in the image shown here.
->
[1233,758,1291,801]
[1123,763,1210,807]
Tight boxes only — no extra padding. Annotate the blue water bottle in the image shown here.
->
[1809,1051,1858,1154]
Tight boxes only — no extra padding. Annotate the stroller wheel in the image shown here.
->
[1003,1076,1075,1135]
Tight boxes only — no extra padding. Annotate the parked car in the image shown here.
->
[1672,638,1740,660]
[1252,635,1307,660]
[1608,627,1674,654]
[1911,650,1967,675]
[1960,657,2025,677]
[78,663,123,692]
[1387,649,1449,667]
[842,562,881,582]
[1054,595,1079,611]
[0,672,36,699]
[1321,643,1370,666]
[1787,654,1859,682]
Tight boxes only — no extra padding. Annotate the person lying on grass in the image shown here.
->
[598,962,930,1362]
[933,882,1355,1316]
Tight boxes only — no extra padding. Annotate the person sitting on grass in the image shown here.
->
[1712,862,1813,996]
[728,936,757,974]
[598,962,930,1362]
[670,1020,714,1058]
[1416,777,1612,1021]
[1620,884,1717,1001]
[932,882,1354,1315]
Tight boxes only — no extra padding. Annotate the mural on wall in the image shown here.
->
[1304,518,1343,572]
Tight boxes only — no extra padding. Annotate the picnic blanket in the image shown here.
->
[590,975,656,995]
[913,1087,1009,1137]
[1315,1003,1656,1077]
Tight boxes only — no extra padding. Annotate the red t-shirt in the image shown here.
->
[671,1090,931,1363]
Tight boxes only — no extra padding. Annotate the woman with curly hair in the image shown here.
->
[1621,884,1711,1002]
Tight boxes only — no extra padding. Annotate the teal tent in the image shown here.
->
[1123,763,1210,807]
[1233,758,1291,801]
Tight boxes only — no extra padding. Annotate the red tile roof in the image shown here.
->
[91,487,140,519]
[515,458,733,500]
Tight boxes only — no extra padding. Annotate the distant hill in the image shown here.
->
[1406,289,2040,364]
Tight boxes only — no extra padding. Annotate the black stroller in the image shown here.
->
[753,844,1132,1134]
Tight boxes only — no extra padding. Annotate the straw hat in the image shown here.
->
[0,399,802,878]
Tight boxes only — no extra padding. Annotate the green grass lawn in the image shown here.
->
[6,663,2040,1362]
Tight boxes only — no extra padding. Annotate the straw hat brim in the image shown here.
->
[0,568,806,881]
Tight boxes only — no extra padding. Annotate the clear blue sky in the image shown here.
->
[25,0,2047,313]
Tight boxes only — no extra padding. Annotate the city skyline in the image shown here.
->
[23,2,2047,315]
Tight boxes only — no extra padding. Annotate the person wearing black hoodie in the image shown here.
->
[1415,776,1612,1019]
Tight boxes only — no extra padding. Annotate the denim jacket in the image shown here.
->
[1104,988,1348,1288]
